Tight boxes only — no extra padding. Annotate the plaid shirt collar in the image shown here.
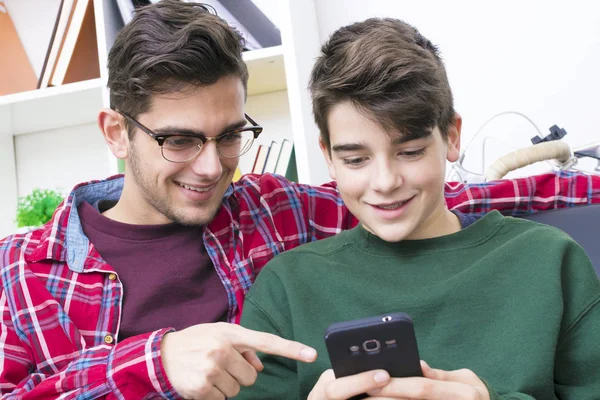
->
[27,175,121,269]
[25,174,238,273]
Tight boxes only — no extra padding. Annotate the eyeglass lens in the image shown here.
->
[161,129,256,162]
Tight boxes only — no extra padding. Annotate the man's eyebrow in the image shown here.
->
[154,120,247,136]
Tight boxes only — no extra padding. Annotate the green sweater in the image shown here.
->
[236,211,600,399]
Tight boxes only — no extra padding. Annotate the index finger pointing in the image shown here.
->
[230,326,317,362]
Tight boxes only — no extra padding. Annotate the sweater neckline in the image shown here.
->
[349,210,505,256]
[78,200,201,241]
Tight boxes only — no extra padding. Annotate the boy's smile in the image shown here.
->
[368,196,415,220]
[321,101,463,242]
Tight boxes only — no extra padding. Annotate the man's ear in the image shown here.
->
[98,108,129,159]
[319,138,336,181]
[446,113,462,163]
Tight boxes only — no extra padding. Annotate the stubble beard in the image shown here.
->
[128,145,220,227]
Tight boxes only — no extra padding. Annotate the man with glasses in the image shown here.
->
[0,1,598,399]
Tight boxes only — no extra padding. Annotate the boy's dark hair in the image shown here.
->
[309,18,455,150]
[107,0,248,136]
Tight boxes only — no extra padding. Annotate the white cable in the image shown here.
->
[460,110,545,175]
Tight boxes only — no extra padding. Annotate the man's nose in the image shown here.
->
[189,140,223,180]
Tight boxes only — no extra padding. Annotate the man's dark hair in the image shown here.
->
[309,18,455,150]
[107,0,248,136]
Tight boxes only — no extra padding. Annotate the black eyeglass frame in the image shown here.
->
[114,109,263,162]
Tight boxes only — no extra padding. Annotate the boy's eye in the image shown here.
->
[400,148,426,157]
[342,157,366,166]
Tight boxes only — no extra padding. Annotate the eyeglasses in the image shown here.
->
[115,110,263,163]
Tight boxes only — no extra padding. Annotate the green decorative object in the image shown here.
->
[15,188,64,228]
[285,147,298,183]
[117,158,126,173]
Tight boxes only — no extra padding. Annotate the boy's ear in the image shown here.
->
[98,108,129,160]
[319,138,336,181]
[446,113,462,163]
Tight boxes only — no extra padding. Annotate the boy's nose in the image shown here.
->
[371,161,402,193]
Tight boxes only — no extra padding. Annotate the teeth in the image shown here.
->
[378,203,401,210]
[179,183,212,192]
[377,199,408,210]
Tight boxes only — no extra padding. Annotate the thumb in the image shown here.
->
[421,360,437,379]
[242,350,264,371]
[421,361,483,386]
[421,360,454,382]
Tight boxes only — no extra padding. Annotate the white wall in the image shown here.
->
[0,109,18,238]
[314,0,600,178]
[14,122,110,197]
[280,0,327,184]
[239,90,293,173]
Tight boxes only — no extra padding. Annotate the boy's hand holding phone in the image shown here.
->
[308,368,391,400]
[309,361,490,400]
[313,313,490,400]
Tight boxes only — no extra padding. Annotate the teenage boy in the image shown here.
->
[237,18,600,400]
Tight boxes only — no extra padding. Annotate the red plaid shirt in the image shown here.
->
[1,172,598,399]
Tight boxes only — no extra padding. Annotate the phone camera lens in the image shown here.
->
[362,339,380,352]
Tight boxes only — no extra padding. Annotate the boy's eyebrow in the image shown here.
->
[331,129,434,152]
[391,128,433,144]
[154,120,247,137]
[331,142,367,152]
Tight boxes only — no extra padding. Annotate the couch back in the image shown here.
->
[520,205,599,277]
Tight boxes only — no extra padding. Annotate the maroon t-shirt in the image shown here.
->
[78,201,228,340]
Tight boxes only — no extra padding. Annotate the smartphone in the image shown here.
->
[324,312,422,382]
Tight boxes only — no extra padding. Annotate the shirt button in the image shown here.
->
[104,335,114,344]
[108,273,117,281]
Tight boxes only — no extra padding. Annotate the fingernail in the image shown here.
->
[421,360,430,369]
[374,371,389,383]
[301,347,317,360]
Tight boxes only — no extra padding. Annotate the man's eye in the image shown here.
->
[219,132,242,144]
[164,136,199,148]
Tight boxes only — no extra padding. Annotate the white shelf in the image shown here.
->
[243,45,283,62]
[0,78,104,106]
[0,42,286,135]
[244,45,287,96]
[0,78,105,135]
